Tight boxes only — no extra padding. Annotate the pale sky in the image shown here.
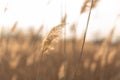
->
[0,0,120,41]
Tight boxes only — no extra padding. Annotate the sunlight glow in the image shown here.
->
[0,0,120,40]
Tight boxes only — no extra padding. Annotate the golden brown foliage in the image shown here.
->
[41,23,66,54]
[0,28,120,80]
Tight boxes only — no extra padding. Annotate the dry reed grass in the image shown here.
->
[0,0,120,80]
[41,23,66,55]
[80,0,99,14]
[10,21,18,35]
[0,27,120,80]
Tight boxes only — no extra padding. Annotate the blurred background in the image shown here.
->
[0,0,120,41]
[0,0,120,80]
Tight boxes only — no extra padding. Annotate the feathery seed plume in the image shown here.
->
[41,23,66,55]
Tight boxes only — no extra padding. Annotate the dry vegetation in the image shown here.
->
[0,0,120,80]
[0,23,120,80]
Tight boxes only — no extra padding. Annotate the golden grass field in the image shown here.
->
[0,24,120,80]
[0,0,120,80]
